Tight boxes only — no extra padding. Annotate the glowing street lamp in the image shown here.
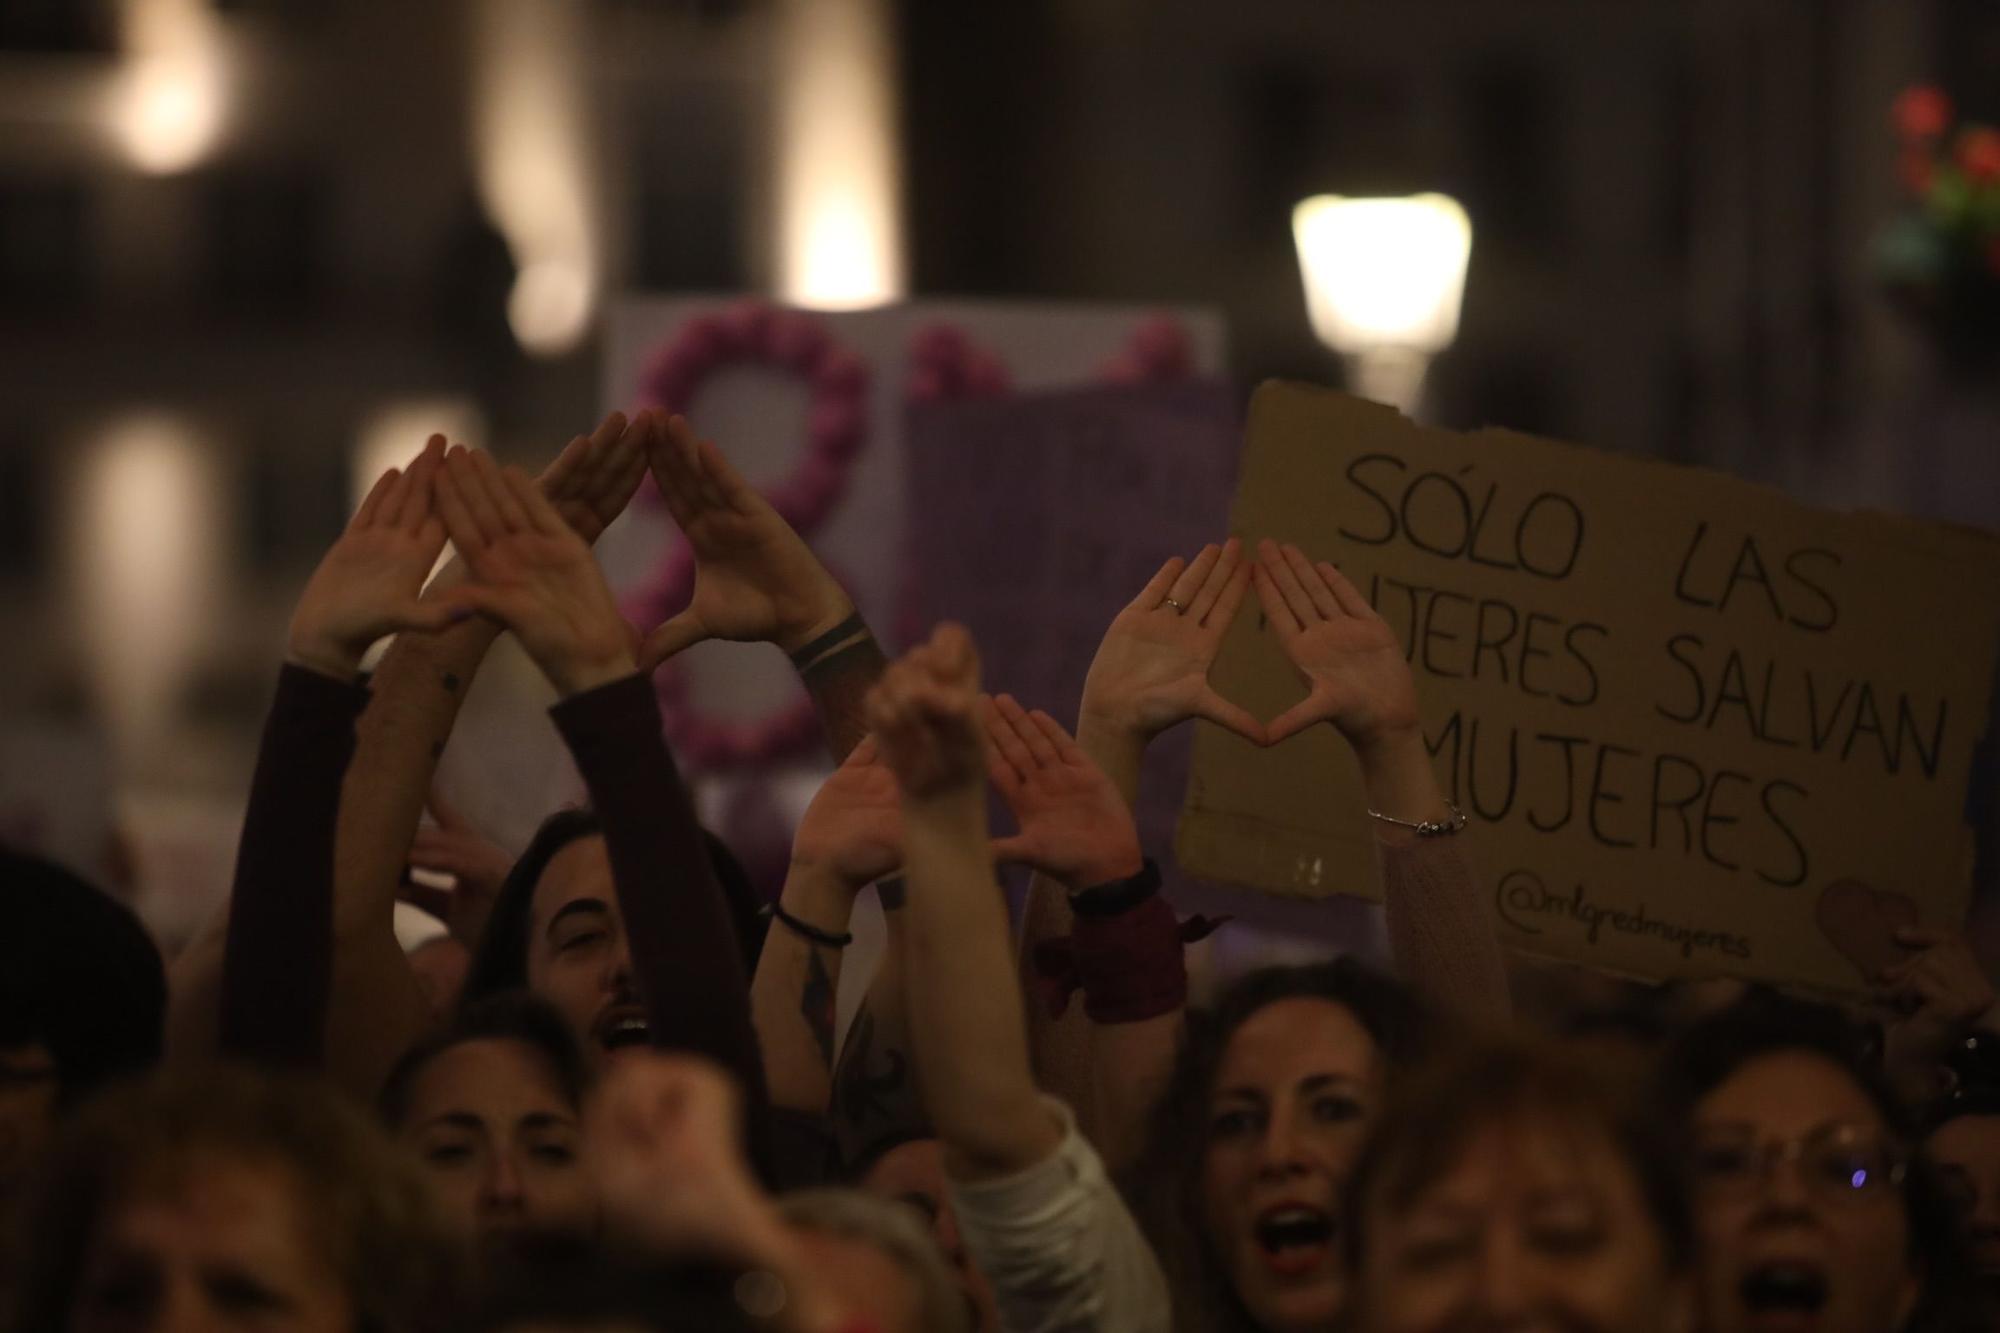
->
[1292,193,1472,415]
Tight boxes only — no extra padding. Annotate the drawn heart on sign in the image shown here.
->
[1815,878,1922,981]
[626,301,872,769]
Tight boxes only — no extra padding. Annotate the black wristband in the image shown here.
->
[875,876,907,911]
[1068,858,1162,918]
[762,900,854,948]
[787,612,867,668]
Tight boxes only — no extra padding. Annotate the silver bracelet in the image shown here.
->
[1365,801,1467,838]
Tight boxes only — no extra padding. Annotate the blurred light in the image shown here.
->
[470,0,598,357]
[113,0,226,175]
[507,257,593,357]
[353,398,485,510]
[1293,194,1472,354]
[65,415,224,764]
[772,0,904,309]
[1293,194,1471,414]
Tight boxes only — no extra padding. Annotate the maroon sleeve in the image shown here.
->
[219,663,369,1067]
[549,675,771,1117]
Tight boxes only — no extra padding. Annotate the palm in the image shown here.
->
[1009,766,1134,881]
[1253,544,1422,747]
[464,534,628,677]
[794,748,903,887]
[643,420,851,664]
[1083,611,1217,734]
[985,697,1142,886]
[682,521,828,644]
[292,528,444,654]
[1287,615,1419,740]
[286,439,460,676]
[1079,542,1263,744]
[539,411,651,545]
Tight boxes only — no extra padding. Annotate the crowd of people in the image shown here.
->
[5,407,2000,1333]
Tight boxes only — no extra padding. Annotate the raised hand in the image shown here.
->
[1880,927,1998,1027]
[1080,539,1264,747]
[986,695,1143,889]
[1252,539,1419,751]
[286,436,468,681]
[538,409,654,544]
[404,786,513,947]
[866,623,986,805]
[586,1051,790,1267]
[638,414,856,667]
[790,736,904,891]
[436,449,636,698]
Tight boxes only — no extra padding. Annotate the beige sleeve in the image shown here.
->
[1379,833,1512,1026]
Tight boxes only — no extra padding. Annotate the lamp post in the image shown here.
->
[1291,193,1472,417]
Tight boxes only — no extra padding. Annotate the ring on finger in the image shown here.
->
[1163,598,1186,613]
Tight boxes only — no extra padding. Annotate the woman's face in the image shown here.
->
[70,1154,352,1333]
[0,1041,58,1218]
[860,1136,1001,1333]
[1691,1051,1920,1333]
[1201,996,1382,1333]
[1927,1113,2000,1282]
[1355,1116,1691,1333]
[396,1037,596,1247]
[524,837,649,1063]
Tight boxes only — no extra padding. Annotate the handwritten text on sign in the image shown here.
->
[1177,383,2000,995]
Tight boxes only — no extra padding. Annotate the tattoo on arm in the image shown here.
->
[831,1007,910,1132]
[799,633,888,763]
[802,945,838,1070]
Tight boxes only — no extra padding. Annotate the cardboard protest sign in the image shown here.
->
[904,383,1242,878]
[1177,381,2000,996]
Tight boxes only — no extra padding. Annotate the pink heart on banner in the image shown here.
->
[626,301,873,769]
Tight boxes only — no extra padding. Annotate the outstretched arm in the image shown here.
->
[438,449,768,1108]
[1252,540,1510,1023]
[873,625,1174,1332]
[1016,540,1258,1145]
[168,414,653,1091]
[986,696,1182,1167]
[868,625,1056,1178]
[750,737,900,1117]
[639,415,884,761]
[218,440,468,1068]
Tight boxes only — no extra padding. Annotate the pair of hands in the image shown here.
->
[792,673,1142,897]
[824,623,1111,891]
[286,424,636,697]
[1080,536,1419,755]
[287,409,857,689]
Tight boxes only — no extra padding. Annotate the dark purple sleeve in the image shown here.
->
[218,663,369,1067]
[549,675,771,1115]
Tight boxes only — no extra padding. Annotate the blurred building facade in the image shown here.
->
[1,0,1996,933]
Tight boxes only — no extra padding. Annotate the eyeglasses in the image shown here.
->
[1691,1122,1908,1204]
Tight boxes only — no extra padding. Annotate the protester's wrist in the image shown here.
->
[1063,843,1146,892]
[1076,706,1150,759]
[284,632,364,684]
[550,648,638,699]
[1350,718,1424,765]
[900,789,989,850]
[781,858,865,916]
[774,588,858,657]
